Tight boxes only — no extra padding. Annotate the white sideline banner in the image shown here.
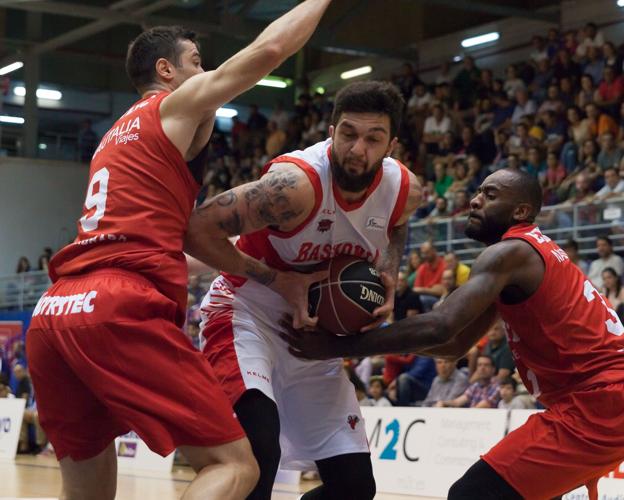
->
[509,409,624,500]
[0,398,25,461]
[114,431,174,473]
[361,407,508,498]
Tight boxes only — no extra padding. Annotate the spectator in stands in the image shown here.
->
[588,236,624,288]
[563,239,590,275]
[12,363,31,400]
[474,321,515,383]
[576,74,596,109]
[368,376,392,407]
[427,196,451,220]
[576,22,605,59]
[450,190,470,217]
[541,110,566,153]
[77,119,98,163]
[542,151,567,204]
[405,250,421,289]
[595,66,624,116]
[422,104,451,155]
[395,356,436,406]
[433,161,453,197]
[497,377,529,410]
[433,268,457,309]
[530,35,548,64]
[394,271,423,321]
[413,241,445,310]
[265,120,287,158]
[436,61,452,85]
[16,257,31,273]
[582,46,605,88]
[383,354,415,388]
[453,56,481,111]
[585,102,617,138]
[504,65,525,100]
[524,147,545,180]
[0,383,13,398]
[436,355,500,408]
[563,171,595,205]
[554,48,582,85]
[597,133,623,171]
[443,252,470,285]
[602,267,624,320]
[511,89,537,125]
[392,62,418,100]
[595,167,624,200]
[422,358,469,407]
[538,85,565,117]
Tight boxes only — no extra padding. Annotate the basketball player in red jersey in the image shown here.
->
[282,167,624,500]
[184,81,422,499]
[25,2,332,499]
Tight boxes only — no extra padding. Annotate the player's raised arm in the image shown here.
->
[162,0,331,122]
[185,163,325,328]
[280,239,528,360]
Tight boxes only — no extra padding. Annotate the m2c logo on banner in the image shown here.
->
[362,407,508,498]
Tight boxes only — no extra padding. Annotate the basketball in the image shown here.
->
[308,255,386,335]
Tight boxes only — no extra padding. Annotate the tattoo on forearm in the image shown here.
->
[244,170,303,228]
[197,190,238,213]
[244,260,277,286]
[380,223,409,277]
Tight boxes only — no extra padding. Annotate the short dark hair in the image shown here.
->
[126,25,198,92]
[598,235,613,247]
[499,377,517,391]
[504,167,543,221]
[332,81,404,138]
[604,166,618,175]
[563,239,579,251]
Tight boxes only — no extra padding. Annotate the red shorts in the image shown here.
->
[483,383,624,500]
[26,269,244,461]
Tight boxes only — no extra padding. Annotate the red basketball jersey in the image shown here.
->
[496,224,624,407]
[49,92,200,325]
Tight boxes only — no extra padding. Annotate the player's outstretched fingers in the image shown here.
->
[294,270,329,329]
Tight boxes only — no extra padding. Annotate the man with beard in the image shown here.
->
[186,80,421,500]
[281,168,624,500]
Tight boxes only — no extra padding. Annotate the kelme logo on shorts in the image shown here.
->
[32,291,98,317]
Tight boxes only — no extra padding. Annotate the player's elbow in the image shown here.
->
[256,41,285,69]
[429,312,455,347]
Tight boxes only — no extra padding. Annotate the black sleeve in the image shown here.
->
[407,291,423,313]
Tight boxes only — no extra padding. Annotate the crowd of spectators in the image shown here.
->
[4,23,624,429]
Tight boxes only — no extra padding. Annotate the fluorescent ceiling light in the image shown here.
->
[216,107,238,118]
[0,115,24,124]
[257,78,288,88]
[340,65,372,80]
[0,61,23,76]
[315,86,326,95]
[453,55,463,62]
[38,143,47,150]
[461,32,500,48]
[14,86,63,100]
[618,0,624,6]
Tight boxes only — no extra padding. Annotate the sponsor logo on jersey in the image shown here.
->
[359,285,384,306]
[366,216,386,231]
[293,242,380,264]
[32,291,98,317]
[317,218,334,233]
[347,415,360,430]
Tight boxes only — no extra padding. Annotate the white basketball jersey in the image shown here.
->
[225,138,409,287]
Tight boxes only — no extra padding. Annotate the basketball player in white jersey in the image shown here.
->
[185,81,421,499]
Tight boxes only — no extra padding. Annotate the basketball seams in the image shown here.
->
[327,260,349,335]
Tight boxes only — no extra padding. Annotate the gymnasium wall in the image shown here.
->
[0,157,88,275]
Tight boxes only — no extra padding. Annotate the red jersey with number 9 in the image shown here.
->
[49,92,200,325]
[496,224,624,407]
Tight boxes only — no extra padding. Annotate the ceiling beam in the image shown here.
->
[411,0,559,23]
[2,0,407,60]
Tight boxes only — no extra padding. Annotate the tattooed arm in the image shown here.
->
[185,163,326,327]
[361,170,422,331]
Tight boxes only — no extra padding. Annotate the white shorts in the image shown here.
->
[199,276,369,470]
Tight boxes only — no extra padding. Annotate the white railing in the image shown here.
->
[407,197,624,263]
[0,271,50,311]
